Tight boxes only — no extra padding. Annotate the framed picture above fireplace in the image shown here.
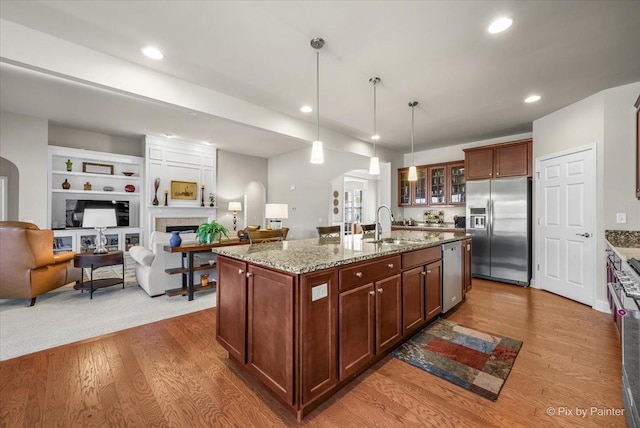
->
[171,180,198,200]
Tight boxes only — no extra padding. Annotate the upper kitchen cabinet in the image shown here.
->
[398,161,465,207]
[464,139,532,180]
[635,95,639,199]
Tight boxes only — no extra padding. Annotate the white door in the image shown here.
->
[536,145,595,305]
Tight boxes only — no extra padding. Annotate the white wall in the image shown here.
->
[217,150,268,232]
[401,132,533,223]
[0,111,48,226]
[533,81,640,310]
[603,82,640,230]
[49,126,143,157]
[268,146,402,239]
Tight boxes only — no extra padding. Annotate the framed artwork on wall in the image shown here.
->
[170,180,198,200]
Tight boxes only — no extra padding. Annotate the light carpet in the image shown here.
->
[0,255,216,361]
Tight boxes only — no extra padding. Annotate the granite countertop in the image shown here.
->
[212,230,468,274]
[605,230,640,261]
[392,223,464,232]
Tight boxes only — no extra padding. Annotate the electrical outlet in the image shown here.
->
[616,213,627,224]
[311,283,328,301]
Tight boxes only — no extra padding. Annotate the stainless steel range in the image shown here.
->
[608,250,640,428]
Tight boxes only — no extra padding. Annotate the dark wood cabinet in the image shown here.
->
[464,139,532,181]
[398,160,465,207]
[462,238,472,295]
[402,266,425,334]
[398,168,412,206]
[635,95,639,199]
[375,274,402,354]
[216,256,248,362]
[338,283,375,379]
[425,260,442,320]
[247,264,296,405]
[299,269,338,406]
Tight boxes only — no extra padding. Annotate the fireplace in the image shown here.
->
[154,216,209,233]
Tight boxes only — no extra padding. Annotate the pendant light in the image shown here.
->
[310,37,325,164]
[369,77,381,175]
[408,101,419,181]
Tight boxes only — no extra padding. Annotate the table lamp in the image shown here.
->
[228,201,242,231]
[265,203,288,230]
[82,208,117,254]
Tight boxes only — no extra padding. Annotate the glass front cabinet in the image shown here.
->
[397,160,465,207]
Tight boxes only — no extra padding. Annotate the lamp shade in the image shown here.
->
[265,203,288,219]
[228,202,242,211]
[369,156,380,175]
[82,208,117,228]
[310,140,324,164]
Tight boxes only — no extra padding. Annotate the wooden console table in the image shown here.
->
[73,251,125,299]
[163,238,248,301]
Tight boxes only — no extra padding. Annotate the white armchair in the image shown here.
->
[129,231,216,297]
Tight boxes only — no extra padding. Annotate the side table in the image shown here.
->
[73,251,125,299]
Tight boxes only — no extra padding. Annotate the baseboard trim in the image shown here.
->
[593,299,611,314]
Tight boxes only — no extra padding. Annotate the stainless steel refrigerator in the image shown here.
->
[465,177,531,286]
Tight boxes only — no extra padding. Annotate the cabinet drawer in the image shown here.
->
[339,256,400,292]
[402,246,441,270]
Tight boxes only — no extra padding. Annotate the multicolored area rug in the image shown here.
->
[392,319,523,401]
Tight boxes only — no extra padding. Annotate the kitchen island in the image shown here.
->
[212,230,469,420]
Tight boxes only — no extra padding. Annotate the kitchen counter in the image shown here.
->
[392,223,464,233]
[214,229,470,420]
[605,230,640,261]
[212,230,467,274]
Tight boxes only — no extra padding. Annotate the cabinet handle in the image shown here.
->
[369,290,375,295]
[246,272,253,278]
[238,269,245,275]
[421,271,426,276]
[387,263,394,268]
[377,288,383,293]
[426,270,432,274]
[355,272,363,278]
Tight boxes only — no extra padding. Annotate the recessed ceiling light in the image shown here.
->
[142,46,163,60]
[300,105,313,113]
[202,141,212,146]
[487,17,514,34]
[164,133,173,139]
[524,94,542,103]
[371,134,381,141]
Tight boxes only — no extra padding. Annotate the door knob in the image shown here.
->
[355,272,363,278]
[575,233,591,238]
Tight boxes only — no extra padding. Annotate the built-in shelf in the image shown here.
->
[52,170,141,180]
[52,189,140,196]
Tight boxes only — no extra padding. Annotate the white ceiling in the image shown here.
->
[1,1,639,157]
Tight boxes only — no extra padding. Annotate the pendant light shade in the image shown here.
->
[368,77,381,175]
[310,37,325,164]
[408,101,419,182]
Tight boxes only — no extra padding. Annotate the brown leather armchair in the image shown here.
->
[0,221,81,306]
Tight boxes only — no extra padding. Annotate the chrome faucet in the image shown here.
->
[375,204,393,242]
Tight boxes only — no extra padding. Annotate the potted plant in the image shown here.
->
[196,220,229,244]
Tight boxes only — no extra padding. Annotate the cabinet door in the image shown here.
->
[247,265,295,405]
[300,269,338,406]
[428,165,447,205]
[413,166,428,205]
[465,148,494,180]
[463,239,472,293]
[216,256,248,363]
[425,260,442,320]
[398,168,413,206]
[448,163,466,205]
[402,267,425,334]
[494,141,531,178]
[636,97,639,199]
[339,283,375,380]
[375,274,402,354]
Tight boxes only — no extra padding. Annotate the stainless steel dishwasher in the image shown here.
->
[442,241,462,313]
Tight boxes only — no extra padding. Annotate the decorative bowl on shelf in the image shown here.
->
[122,172,135,176]
[103,186,114,192]
[124,184,135,193]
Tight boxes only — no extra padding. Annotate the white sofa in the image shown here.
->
[129,231,217,297]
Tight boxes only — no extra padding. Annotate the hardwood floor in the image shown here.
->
[0,279,625,427]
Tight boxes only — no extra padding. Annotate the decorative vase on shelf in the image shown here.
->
[65,159,73,171]
[169,231,182,248]
[62,179,70,190]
